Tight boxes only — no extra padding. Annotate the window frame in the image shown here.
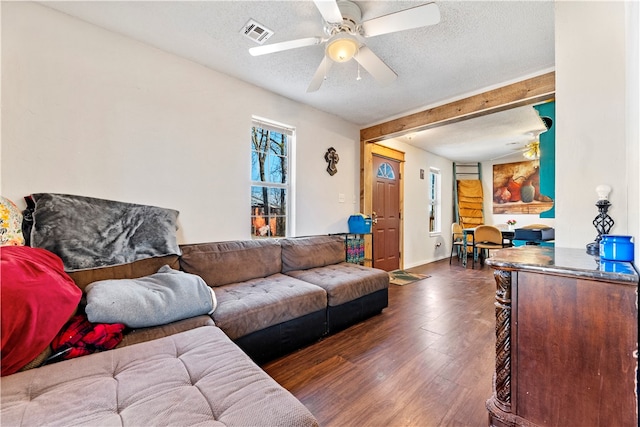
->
[428,167,441,234]
[250,117,294,238]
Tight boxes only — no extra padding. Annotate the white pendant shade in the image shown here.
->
[326,34,358,62]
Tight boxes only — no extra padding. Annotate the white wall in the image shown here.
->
[378,139,453,268]
[1,2,360,244]
[626,0,640,263]
[555,1,639,255]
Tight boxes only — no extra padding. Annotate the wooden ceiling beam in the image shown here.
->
[360,71,555,143]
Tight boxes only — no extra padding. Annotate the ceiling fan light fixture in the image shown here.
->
[326,34,359,62]
[523,141,540,160]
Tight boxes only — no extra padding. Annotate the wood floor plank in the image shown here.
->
[262,259,497,427]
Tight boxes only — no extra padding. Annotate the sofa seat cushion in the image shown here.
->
[212,274,327,340]
[0,326,318,427]
[286,262,389,307]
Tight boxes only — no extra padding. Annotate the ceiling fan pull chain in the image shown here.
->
[356,49,362,81]
[324,57,328,81]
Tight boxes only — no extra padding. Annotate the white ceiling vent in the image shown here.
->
[241,19,274,45]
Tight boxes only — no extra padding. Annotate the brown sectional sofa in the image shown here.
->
[1,235,389,426]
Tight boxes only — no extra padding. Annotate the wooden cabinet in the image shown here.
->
[486,247,638,427]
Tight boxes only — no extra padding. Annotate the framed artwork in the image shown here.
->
[493,160,553,214]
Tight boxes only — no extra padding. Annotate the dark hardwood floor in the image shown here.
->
[262,258,497,427]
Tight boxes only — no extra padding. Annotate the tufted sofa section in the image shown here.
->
[281,236,389,333]
[179,235,389,362]
[179,239,329,363]
[1,326,318,426]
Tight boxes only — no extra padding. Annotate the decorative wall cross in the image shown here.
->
[324,147,339,176]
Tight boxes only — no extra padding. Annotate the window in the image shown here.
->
[376,162,396,179]
[429,168,441,233]
[250,118,292,238]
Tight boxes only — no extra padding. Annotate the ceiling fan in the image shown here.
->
[248,0,441,92]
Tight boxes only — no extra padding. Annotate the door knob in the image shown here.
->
[371,211,378,225]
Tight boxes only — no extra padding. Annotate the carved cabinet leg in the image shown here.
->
[494,269,512,411]
[487,269,514,426]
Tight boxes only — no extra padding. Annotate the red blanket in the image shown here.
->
[51,315,125,360]
[1,246,82,376]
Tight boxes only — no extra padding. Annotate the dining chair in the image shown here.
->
[450,223,464,264]
[451,223,475,265]
[473,225,505,267]
[493,223,513,246]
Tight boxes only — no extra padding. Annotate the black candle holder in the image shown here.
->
[586,199,614,255]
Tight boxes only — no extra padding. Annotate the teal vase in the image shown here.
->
[521,182,535,203]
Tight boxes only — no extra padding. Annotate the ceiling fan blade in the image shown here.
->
[313,0,343,24]
[490,151,520,161]
[249,37,323,56]
[307,56,333,93]
[490,143,533,161]
[354,46,397,85]
[362,2,441,38]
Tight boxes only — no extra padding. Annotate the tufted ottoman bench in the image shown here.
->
[0,325,319,426]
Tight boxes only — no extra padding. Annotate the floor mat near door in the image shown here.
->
[388,270,430,286]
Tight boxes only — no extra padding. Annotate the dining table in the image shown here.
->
[461,227,515,268]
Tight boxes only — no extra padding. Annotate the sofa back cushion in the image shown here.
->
[280,235,345,273]
[179,239,282,287]
[67,255,180,291]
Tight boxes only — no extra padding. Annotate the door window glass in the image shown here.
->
[376,162,395,180]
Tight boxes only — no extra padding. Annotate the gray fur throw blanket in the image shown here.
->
[29,193,181,271]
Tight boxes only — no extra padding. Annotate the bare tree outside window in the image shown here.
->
[251,120,291,238]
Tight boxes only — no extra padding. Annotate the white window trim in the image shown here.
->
[251,116,294,237]
[429,167,442,235]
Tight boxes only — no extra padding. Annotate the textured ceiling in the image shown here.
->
[40,0,555,161]
[400,103,549,162]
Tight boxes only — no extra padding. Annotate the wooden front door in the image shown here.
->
[372,155,400,271]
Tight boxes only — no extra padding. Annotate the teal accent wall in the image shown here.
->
[534,101,555,218]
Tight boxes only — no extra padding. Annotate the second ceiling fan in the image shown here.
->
[249,0,441,92]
